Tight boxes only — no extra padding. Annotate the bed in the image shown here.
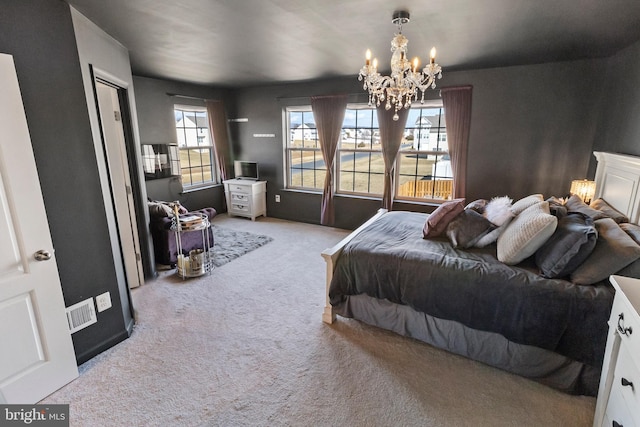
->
[322,151,640,396]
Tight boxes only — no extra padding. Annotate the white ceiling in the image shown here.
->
[65,0,640,87]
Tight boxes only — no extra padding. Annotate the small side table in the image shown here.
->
[171,212,213,279]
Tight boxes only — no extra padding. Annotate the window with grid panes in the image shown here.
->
[174,106,217,189]
[397,103,452,200]
[285,108,325,190]
[283,102,451,201]
[337,107,384,195]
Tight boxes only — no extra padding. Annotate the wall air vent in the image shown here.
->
[65,298,97,334]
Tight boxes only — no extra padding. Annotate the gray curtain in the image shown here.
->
[311,95,348,226]
[440,86,473,199]
[377,105,409,210]
[205,99,232,182]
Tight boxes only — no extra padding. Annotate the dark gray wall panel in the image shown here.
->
[133,76,227,212]
[230,59,605,229]
[1,0,128,364]
[593,41,640,163]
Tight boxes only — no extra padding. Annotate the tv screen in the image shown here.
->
[234,160,259,180]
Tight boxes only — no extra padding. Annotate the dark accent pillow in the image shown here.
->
[445,209,495,249]
[620,222,640,245]
[546,196,568,219]
[565,194,606,221]
[535,213,597,278]
[148,201,173,217]
[423,198,465,238]
[570,218,640,285]
[590,198,629,224]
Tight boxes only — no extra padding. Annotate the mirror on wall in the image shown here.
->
[142,144,180,180]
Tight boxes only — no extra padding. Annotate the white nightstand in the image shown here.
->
[223,179,267,221]
[594,275,640,427]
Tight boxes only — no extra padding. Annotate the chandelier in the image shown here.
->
[358,10,443,120]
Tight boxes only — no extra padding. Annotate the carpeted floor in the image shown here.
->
[41,214,596,426]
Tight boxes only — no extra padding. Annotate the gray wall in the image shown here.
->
[134,76,228,212]
[229,58,606,229]
[594,40,640,161]
[1,0,129,364]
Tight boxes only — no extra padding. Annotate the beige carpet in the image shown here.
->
[42,214,596,426]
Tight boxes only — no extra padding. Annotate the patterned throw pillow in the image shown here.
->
[497,201,558,265]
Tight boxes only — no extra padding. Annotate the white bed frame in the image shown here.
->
[322,151,640,324]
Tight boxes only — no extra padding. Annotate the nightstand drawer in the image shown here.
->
[229,184,250,194]
[604,386,636,427]
[611,293,640,357]
[231,193,249,202]
[230,203,250,213]
[613,345,640,416]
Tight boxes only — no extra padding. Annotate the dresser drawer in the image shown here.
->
[610,293,640,357]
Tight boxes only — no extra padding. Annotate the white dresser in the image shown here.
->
[223,179,267,221]
[594,275,640,427]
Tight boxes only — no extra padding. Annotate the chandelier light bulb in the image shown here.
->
[358,10,443,120]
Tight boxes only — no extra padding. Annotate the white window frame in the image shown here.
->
[174,104,218,190]
[282,100,453,202]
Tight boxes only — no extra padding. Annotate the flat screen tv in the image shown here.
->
[234,160,259,180]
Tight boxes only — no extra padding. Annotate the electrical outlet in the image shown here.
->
[96,292,112,313]
[275,195,281,202]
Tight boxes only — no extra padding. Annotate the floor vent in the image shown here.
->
[66,298,97,334]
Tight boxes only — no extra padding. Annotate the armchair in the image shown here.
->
[148,204,217,266]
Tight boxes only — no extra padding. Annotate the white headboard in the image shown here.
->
[593,151,640,224]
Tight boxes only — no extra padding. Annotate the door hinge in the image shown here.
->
[125,185,132,195]
[136,253,141,262]
[114,111,122,122]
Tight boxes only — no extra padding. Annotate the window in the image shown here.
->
[397,105,452,200]
[285,108,325,190]
[338,108,384,195]
[283,102,451,201]
[174,106,217,188]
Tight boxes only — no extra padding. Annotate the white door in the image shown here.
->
[95,81,143,288]
[0,54,78,403]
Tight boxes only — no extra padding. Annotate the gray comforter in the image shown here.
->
[329,211,614,368]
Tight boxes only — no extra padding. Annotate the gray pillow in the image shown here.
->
[445,209,495,249]
[620,222,640,245]
[570,218,640,285]
[535,213,597,278]
[565,194,606,221]
[590,198,629,224]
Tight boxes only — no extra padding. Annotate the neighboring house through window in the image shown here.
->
[284,101,452,201]
[286,108,325,190]
[174,105,217,189]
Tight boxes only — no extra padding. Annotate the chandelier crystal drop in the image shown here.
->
[358,10,443,120]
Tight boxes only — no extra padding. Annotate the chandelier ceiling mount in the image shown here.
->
[358,10,443,120]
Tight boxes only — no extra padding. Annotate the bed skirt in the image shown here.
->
[334,294,600,396]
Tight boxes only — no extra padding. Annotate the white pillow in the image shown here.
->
[511,194,544,215]
[484,196,514,226]
[497,201,558,265]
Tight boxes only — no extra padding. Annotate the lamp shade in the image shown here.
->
[570,179,596,204]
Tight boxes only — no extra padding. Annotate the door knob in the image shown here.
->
[34,250,52,261]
